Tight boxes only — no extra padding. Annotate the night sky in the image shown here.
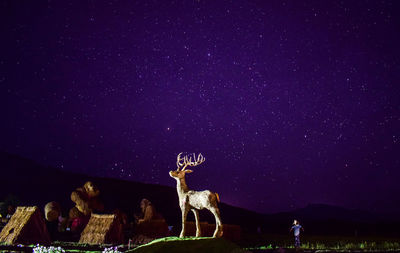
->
[1,0,399,214]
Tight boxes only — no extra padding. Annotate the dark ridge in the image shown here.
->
[1,151,399,236]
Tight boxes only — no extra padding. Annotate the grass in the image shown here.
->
[1,234,400,252]
[0,241,125,253]
[125,236,246,253]
[241,233,400,251]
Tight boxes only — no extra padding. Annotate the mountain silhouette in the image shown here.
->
[1,151,398,236]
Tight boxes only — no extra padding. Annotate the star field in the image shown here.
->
[1,0,399,213]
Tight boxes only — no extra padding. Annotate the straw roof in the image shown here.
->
[0,206,50,245]
[79,213,123,244]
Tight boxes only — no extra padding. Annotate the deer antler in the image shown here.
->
[176,153,205,171]
[176,152,185,169]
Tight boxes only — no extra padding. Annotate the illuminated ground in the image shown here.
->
[1,234,400,252]
[125,236,247,253]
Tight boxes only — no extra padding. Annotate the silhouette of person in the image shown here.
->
[290,219,304,248]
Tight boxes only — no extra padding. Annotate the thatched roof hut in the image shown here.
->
[79,214,123,244]
[0,206,50,245]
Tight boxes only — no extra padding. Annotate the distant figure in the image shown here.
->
[136,198,162,224]
[290,219,304,248]
[132,198,168,241]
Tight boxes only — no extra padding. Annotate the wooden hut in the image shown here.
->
[0,206,50,245]
[79,214,123,244]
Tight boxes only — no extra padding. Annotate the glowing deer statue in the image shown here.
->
[169,153,223,238]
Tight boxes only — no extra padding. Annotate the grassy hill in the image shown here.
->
[126,237,248,253]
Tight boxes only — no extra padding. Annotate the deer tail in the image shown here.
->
[215,192,220,203]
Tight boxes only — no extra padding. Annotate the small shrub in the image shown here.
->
[103,246,123,253]
[33,244,65,253]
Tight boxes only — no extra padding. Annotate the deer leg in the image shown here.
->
[180,207,189,238]
[191,209,201,237]
[209,207,223,238]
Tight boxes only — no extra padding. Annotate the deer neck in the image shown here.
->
[176,177,189,196]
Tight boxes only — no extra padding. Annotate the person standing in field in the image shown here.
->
[290,219,304,248]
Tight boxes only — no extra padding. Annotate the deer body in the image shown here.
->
[169,153,223,238]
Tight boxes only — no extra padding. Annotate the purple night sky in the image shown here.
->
[1,0,399,214]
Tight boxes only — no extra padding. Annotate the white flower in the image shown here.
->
[33,245,65,253]
[102,247,122,253]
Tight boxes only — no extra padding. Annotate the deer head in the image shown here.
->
[169,152,205,179]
